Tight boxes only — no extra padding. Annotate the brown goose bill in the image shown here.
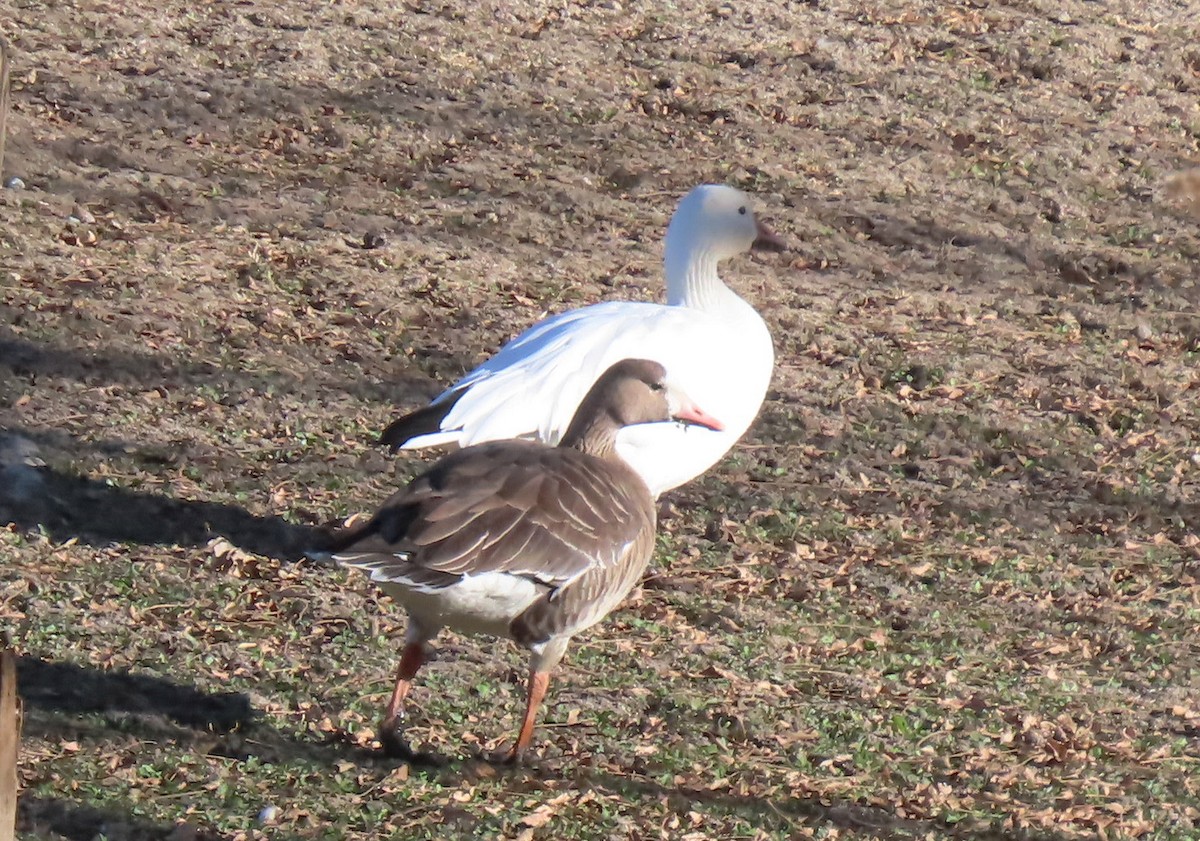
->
[752,219,787,253]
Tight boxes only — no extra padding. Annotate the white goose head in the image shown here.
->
[663,185,785,307]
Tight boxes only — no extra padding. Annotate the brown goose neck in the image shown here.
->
[559,411,621,459]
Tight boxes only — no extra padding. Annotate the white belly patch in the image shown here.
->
[381,572,543,639]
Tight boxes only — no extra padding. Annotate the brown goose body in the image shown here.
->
[333,358,722,762]
[336,440,655,647]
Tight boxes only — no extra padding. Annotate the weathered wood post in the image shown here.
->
[0,650,18,841]
[0,38,10,181]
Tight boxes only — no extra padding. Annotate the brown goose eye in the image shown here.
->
[649,382,665,392]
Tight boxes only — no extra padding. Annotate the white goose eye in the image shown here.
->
[738,206,747,215]
[649,382,665,392]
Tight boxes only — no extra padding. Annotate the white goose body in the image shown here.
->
[383,185,783,497]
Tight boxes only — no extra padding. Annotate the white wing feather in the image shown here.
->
[401,299,774,495]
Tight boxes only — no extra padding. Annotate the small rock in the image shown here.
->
[257,805,279,825]
[363,231,386,249]
[605,165,644,191]
[4,176,25,190]
[0,434,44,469]
[0,434,49,523]
[1134,321,1153,341]
[166,822,200,841]
[0,463,45,505]
[73,204,97,224]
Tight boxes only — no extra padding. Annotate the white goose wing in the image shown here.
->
[397,299,774,495]
[404,301,687,448]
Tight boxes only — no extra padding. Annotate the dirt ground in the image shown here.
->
[3,0,1200,839]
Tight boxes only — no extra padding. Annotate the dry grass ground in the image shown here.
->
[3,0,1200,838]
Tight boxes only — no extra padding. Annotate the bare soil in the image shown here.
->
[3,1,1200,839]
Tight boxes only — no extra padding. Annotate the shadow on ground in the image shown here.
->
[14,653,1075,841]
[0,455,329,558]
[16,655,332,840]
[17,653,399,767]
[599,776,1072,841]
[0,328,428,407]
[15,653,399,841]
[477,764,1078,841]
[18,795,231,841]
[18,655,256,732]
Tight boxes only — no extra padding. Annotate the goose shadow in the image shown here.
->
[18,654,255,732]
[14,655,382,840]
[0,451,329,559]
[446,761,1077,841]
[19,794,230,841]
[16,653,403,767]
[0,328,430,408]
[15,656,1071,841]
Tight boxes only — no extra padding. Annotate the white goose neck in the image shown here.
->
[665,242,743,310]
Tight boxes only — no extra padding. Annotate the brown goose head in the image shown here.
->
[560,359,722,456]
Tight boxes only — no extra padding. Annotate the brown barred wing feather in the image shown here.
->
[335,442,650,595]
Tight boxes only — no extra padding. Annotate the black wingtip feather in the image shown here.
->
[321,519,379,555]
[378,391,465,451]
[323,503,422,558]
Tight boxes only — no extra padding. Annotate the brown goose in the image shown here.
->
[332,358,722,763]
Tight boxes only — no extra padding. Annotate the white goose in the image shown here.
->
[380,184,784,497]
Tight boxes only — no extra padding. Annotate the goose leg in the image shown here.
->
[383,644,424,722]
[494,636,570,764]
[498,669,550,765]
[379,619,438,759]
[379,642,425,757]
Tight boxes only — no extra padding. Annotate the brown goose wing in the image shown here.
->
[511,519,655,646]
[334,441,651,592]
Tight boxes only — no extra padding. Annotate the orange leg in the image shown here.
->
[379,643,425,757]
[499,669,550,764]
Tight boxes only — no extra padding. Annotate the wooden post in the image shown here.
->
[0,38,10,181]
[0,651,18,841]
